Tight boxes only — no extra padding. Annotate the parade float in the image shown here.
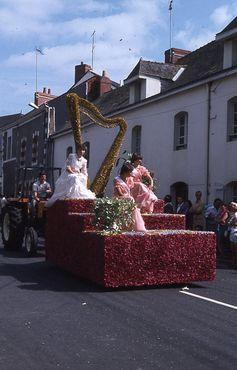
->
[45,93,216,288]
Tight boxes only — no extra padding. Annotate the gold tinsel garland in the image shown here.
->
[66,93,127,196]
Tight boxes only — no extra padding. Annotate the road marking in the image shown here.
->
[179,291,237,310]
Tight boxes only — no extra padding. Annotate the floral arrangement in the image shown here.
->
[93,197,135,234]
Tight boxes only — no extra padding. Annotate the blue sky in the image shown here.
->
[0,0,236,115]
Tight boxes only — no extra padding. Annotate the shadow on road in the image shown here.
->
[0,246,232,294]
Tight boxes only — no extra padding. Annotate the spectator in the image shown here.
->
[216,200,229,256]
[190,191,206,230]
[186,200,194,230]
[227,202,237,267]
[163,195,174,214]
[230,219,237,268]
[176,195,189,228]
[205,198,221,232]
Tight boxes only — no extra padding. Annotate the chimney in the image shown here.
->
[75,62,92,83]
[34,87,56,106]
[165,48,191,64]
[100,70,112,96]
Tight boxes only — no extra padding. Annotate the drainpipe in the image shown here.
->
[206,82,212,203]
[51,138,55,189]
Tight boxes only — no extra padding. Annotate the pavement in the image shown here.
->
[0,242,236,370]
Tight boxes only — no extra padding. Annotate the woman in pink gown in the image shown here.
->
[129,153,157,213]
[113,164,146,232]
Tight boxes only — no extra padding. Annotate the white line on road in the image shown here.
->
[179,291,237,310]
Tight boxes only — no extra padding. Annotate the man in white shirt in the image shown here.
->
[32,171,52,202]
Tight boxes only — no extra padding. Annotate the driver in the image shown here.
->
[32,171,52,202]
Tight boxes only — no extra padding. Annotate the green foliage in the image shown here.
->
[94,197,135,234]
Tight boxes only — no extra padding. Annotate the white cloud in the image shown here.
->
[210,4,234,26]
[174,21,215,50]
[0,0,166,114]
[174,2,237,51]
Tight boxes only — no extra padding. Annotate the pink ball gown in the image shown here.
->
[128,165,157,213]
[113,176,146,232]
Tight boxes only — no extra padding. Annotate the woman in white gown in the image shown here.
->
[46,145,95,207]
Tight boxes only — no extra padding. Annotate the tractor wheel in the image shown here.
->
[2,207,24,250]
[24,227,38,257]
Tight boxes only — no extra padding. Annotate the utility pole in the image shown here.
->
[35,48,38,93]
[35,47,44,93]
[169,0,173,63]
[91,30,96,70]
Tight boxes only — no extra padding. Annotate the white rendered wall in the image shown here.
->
[120,86,208,203]
[53,73,237,203]
[145,77,161,98]
[208,74,237,200]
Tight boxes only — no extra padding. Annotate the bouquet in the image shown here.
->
[93,197,135,234]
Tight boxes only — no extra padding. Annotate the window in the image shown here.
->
[32,131,39,165]
[174,112,188,150]
[49,107,55,135]
[134,81,141,103]
[2,131,13,161]
[66,146,73,158]
[7,136,12,159]
[227,97,237,141]
[224,181,237,202]
[3,132,7,161]
[232,39,237,66]
[20,138,27,167]
[131,125,141,154]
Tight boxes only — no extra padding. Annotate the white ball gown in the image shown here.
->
[46,153,96,207]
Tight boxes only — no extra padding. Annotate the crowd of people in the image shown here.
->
[164,191,237,266]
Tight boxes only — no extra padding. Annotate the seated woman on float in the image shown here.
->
[127,153,157,213]
[113,164,146,232]
[46,144,95,207]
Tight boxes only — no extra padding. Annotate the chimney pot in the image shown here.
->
[164,48,191,64]
[75,63,92,84]
[43,87,47,93]
[48,88,51,94]
[102,70,108,77]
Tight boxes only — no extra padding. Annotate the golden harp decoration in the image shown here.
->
[66,93,127,196]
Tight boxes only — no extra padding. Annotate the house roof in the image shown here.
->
[54,37,228,135]
[72,70,119,89]
[53,84,130,135]
[125,59,181,81]
[0,113,23,127]
[91,84,129,116]
[172,39,224,89]
[217,16,237,35]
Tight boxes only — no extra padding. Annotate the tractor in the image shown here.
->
[1,166,61,256]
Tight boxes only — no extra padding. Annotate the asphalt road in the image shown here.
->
[0,242,236,370]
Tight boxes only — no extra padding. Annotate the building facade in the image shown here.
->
[52,19,237,203]
[0,64,118,196]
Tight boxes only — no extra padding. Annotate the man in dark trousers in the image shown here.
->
[176,195,189,215]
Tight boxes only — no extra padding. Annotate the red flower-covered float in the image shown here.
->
[46,199,216,288]
[45,94,216,288]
